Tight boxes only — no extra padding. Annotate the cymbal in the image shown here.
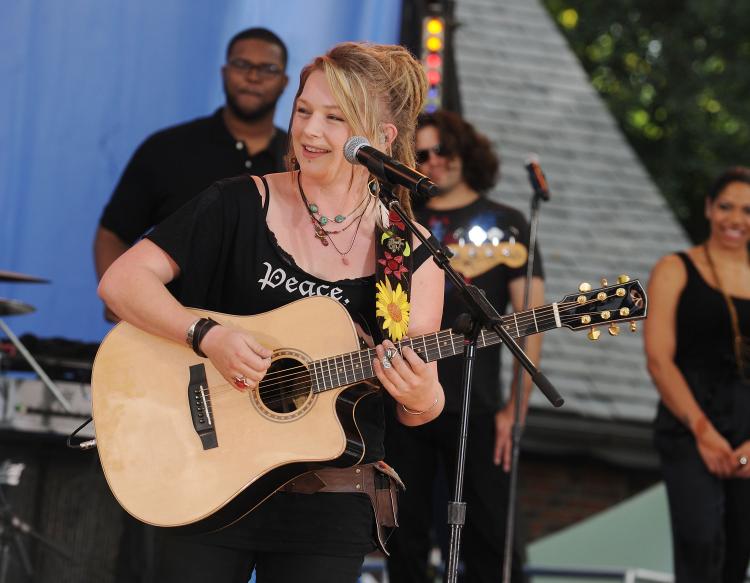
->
[0,298,36,317]
[0,270,49,284]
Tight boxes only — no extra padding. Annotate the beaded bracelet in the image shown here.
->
[401,395,439,416]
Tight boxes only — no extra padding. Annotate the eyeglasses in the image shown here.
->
[415,144,449,164]
[227,58,283,79]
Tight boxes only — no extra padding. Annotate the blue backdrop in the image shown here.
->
[0,1,401,342]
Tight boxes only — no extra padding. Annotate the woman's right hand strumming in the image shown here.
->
[199,325,273,391]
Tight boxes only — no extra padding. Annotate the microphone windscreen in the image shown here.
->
[343,136,370,164]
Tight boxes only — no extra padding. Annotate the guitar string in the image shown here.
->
[211,309,586,399]
[207,310,636,406]
[225,294,629,390]
[216,294,626,390]
[206,298,635,403]
[235,312,632,406]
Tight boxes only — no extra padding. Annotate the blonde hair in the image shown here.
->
[288,42,427,218]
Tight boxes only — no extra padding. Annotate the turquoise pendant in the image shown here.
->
[334,215,345,223]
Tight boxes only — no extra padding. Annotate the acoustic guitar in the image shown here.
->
[92,278,647,532]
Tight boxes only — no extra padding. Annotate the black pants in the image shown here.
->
[661,448,750,583]
[384,411,526,583]
[116,500,370,583]
[154,533,364,583]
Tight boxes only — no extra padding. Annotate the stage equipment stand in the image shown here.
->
[502,157,550,583]
[0,318,73,419]
[374,181,563,583]
[0,460,73,583]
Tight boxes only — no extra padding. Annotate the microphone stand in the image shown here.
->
[375,181,563,583]
[501,180,548,583]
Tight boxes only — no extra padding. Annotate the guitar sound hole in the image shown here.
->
[258,357,311,414]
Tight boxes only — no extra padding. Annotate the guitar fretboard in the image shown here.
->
[310,303,561,393]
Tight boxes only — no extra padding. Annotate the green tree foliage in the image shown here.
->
[543,0,750,241]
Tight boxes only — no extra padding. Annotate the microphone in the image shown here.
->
[525,155,550,201]
[344,136,440,199]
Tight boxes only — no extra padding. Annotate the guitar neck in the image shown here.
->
[310,303,561,393]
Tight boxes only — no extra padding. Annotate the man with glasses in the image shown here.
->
[94,27,289,321]
[385,110,544,583]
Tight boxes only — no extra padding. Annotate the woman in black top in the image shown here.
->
[99,42,445,583]
[645,166,750,582]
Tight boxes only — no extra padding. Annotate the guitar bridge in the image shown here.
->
[188,364,217,450]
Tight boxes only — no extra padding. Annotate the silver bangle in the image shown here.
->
[185,318,202,348]
[401,395,439,416]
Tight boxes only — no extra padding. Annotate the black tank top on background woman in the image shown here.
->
[655,251,750,453]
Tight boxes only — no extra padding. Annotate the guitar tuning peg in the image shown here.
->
[600,278,608,287]
[588,327,601,341]
[608,324,620,336]
[579,282,592,292]
[630,322,638,333]
[617,274,631,284]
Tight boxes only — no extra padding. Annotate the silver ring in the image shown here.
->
[381,356,392,369]
[740,455,748,466]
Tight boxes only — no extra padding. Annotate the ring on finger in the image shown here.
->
[740,455,748,466]
[233,375,251,389]
[381,356,392,370]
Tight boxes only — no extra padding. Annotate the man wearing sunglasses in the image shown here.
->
[94,27,289,322]
[385,110,545,583]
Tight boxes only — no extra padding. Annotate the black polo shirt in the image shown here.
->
[100,108,288,245]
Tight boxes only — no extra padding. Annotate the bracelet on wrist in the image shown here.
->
[187,317,220,358]
[401,394,439,416]
[185,318,202,349]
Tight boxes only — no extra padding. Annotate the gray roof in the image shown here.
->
[453,0,689,460]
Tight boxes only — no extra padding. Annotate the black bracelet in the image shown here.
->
[191,317,220,358]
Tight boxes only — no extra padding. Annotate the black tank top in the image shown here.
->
[674,251,750,373]
[655,252,750,450]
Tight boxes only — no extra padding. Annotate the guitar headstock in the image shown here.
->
[557,275,647,339]
[446,240,528,278]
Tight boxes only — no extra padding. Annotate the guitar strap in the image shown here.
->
[374,208,415,343]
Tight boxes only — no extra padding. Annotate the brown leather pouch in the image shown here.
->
[279,461,405,554]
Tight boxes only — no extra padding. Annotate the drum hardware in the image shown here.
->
[0,299,34,318]
[0,270,49,284]
[13,405,90,419]
[0,296,74,417]
[0,461,74,583]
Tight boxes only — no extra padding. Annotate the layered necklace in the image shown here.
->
[297,172,372,265]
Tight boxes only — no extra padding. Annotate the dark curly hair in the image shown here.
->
[709,166,750,201]
[417,110,499,194]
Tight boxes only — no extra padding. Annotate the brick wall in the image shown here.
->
[518,452,660,541]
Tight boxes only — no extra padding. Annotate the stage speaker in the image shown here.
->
[0,434,123,583]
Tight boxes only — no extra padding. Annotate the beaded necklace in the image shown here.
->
[297,172,371,265]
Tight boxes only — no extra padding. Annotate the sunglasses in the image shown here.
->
[415,144,449,165]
